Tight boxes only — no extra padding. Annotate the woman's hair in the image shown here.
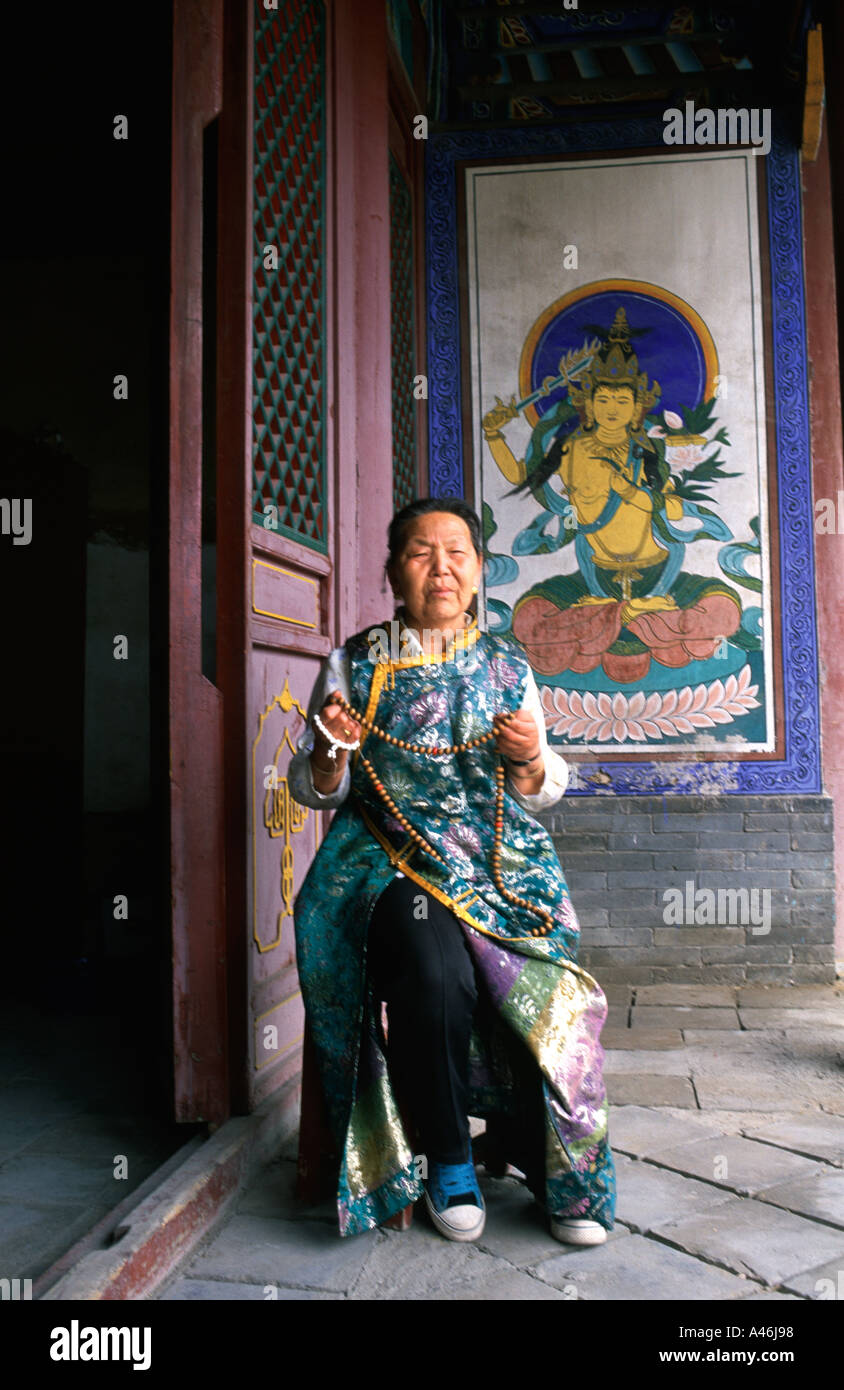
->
[385,497,483,577]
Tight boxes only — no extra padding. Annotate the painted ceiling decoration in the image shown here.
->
[428,1,816,129]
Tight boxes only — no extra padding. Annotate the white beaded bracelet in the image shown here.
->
[312,710,360,761]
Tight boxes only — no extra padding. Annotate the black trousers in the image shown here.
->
[367,873,546,1182]
[367,874,477,1165]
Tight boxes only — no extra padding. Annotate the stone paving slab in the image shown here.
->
[0,1198,101,1279]
[0,1153,120,1205]
[780,1257,844,1300]
[600,1028,685,1050]
[427,1267,574,1300]
[632,1007,740,1030]
[681,1050,844,1116]
[0,1082,91,1125]
[736,986,844,1009]
[472,1176,629,1269]
[652,1135,823,1195]
[741,1114,844,1167]
[614,1154,735,1231]
[236,1160,338,1227]
[681,1030,788,1049]
[348,1219,567,1300]
[530,1231,753,1300]
[610,1105,724,1157]
[605,1008,631,1030]
[652,1196,844,1285]
[635,985,738,1007]
[661,1107,816,1138]
[161,1278,342,1300]
[738,1008,844,1030]
[691,1077,824,1114]
[755,1170,844,1227]
[15,1113,172,1161]
[603,986,634,1006]
[0,1117,64,1161]
[606,1075,697,1107]
[604,1050,691,1075]
[186,1214,378,1294]
[739,1289,802,1301]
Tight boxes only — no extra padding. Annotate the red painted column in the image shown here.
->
[328,0,394,638]
[803,121,844,968]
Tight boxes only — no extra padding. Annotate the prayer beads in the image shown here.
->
[333,694,554,937]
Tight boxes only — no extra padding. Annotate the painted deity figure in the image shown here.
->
[482,308,742,683]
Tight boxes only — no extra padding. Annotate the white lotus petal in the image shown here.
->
[691,683,708,712]
[583,691,600,719]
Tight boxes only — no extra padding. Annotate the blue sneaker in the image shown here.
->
[423,1157,486,1242]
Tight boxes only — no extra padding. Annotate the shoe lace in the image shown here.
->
[427,1160,482,1210]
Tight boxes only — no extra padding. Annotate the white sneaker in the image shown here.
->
[423,1158,486,1243]
[550,1216,607,1246]
[424,1191,486,1242]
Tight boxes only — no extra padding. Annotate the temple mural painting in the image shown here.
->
[465,151,774,754]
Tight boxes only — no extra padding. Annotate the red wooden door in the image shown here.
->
[225,0,394,1113]
[168,0,394,1124]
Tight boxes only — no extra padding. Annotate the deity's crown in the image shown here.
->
[568,305,660,425]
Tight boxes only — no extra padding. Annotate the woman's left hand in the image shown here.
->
[492,708,542,765]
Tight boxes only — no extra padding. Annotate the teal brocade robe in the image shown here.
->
[293,618,617,1237]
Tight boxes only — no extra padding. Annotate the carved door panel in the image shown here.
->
[243,0,335,1109]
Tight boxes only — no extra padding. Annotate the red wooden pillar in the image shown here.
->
[169,0,229,1123]
[803,120,844,968]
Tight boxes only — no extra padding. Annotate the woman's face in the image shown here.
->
[592,385,636,432]
[390,512,482,631]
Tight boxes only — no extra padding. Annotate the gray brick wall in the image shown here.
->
[539,794,836,984]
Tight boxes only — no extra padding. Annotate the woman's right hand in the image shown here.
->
[312,690,362,767]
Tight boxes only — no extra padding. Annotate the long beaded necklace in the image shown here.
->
[332,693,554,938]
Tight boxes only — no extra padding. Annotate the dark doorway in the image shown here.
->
[0,2,202,1288]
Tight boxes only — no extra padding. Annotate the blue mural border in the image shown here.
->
[425,116,820,795]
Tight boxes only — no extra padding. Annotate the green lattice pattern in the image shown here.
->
[389,151,417,512]
[252,0,326,551]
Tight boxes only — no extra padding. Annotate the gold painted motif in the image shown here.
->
[252,677,320,953]
[251,557,318,628]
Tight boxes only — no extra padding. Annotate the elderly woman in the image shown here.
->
[290,498,616,1245]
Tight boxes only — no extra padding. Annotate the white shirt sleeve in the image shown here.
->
[287,648,353,810]
[505,667,570,813]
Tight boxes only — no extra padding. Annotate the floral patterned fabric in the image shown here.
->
[293,618,617,1236]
